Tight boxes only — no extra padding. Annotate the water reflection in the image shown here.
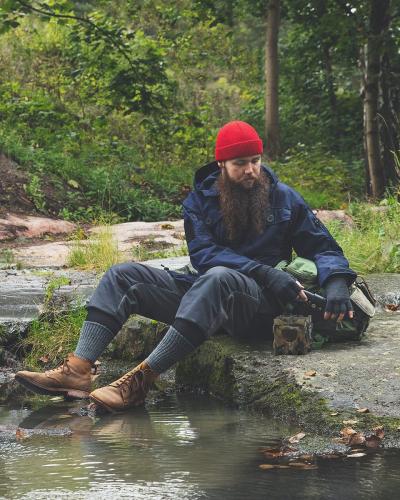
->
[1,394,400,499]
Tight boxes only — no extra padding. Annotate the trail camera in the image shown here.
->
[273,315,313,355]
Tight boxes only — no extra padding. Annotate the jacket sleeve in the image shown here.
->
[290,195,356,287]
[183,203,262,277]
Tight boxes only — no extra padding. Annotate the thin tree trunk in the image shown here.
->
[264,0,280,160]
[363,0,389,199]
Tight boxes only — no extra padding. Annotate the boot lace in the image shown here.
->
[45,357,72,376]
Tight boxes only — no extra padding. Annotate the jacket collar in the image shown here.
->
[194,161,279,197]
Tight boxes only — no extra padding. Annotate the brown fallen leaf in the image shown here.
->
[340,427,357,437]
[288,432,306,444]
[385,304,400,312]
[343,420,358,426]
[15,428,27,441]
[304,370,317,377]
[298,454,314,461]
[348,432,366,446]
[347,453,366,458]
[373,426,385,439]
[365,435,382,448]
[356,408,369,414]
[289,462,318,469]
[39,355,50,364]
[262,446,296,458]
[259,464,291,470]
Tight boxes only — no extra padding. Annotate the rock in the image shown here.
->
[91,220,184,252]
[313,209,354,228]
[11,220,185,268]
[0,213,76,241]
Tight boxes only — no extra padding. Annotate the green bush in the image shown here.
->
[327,198,400,274]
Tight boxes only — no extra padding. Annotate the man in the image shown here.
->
[15,121,356,412]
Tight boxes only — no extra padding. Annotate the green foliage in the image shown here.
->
[67,225,122,271]
[0,0,394,223]
[25,174,46,212]
[327,198,400,274]
[0,248,14,265]
[22,306,87,369]
[271,146,364,209]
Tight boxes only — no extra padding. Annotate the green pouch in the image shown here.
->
[276,257,318,289]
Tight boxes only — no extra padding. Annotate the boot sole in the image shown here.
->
[15,374,90,400]
[89,394,117,413]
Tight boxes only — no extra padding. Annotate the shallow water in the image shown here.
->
[1,395,400,499]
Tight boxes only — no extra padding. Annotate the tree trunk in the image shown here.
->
[264,0,280,160]
[363,0,390,199]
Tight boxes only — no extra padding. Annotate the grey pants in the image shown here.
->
[87,263,278,338]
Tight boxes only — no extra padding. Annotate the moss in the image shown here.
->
[176,334,400,443]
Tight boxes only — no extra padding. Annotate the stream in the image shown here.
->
[2,394,400,499]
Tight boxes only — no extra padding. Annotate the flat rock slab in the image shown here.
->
[0,213,76,241]
[10,220,185,268]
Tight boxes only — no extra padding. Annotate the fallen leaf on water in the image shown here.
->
[365,436,382,448]
[15,428,27,440]
[288,432,306,444]
[347,453,366,458]
[261,447,296,458]
[304,370,317,377]
[343,420,358,426]
[259,464,290,470]
[289,462,318,469]
[340,427,357,437]
[385,304,400,312]
[356,408,369,414]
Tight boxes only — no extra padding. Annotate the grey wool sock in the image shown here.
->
[74,321,115,363]
[145,327,196,374]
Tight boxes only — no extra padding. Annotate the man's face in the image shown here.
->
[219,155,262,189]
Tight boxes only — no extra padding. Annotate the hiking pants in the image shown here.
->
[87,263,278,340]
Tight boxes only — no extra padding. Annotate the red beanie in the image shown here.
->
[215,121,263,161]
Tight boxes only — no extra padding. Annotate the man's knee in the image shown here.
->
[102,262,143,287]
[201,266,241,288]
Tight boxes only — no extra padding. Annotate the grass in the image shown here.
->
[327,198,400,274]
[131,242,188,261]
[67,226,122,272]
[20,276,87,369]
[21,306,87,369]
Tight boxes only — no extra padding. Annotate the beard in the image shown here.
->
[217,168,270,244]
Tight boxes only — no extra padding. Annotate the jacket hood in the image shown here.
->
[193,161,279,195]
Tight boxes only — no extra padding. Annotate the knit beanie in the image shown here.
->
[215,121,263,161]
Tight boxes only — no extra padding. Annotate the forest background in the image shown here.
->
[0,0,399,275]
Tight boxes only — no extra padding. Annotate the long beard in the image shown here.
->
[217,169,270,244]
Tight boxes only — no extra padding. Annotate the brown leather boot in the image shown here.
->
[89,361,158,413]
[15,353,93,399]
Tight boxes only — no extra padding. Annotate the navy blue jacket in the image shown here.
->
[174,162,356,287]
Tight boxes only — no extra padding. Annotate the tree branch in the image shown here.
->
[16,0,135,68]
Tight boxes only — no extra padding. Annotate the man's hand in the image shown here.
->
[264,267,306,306]
[323,276,354,321]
